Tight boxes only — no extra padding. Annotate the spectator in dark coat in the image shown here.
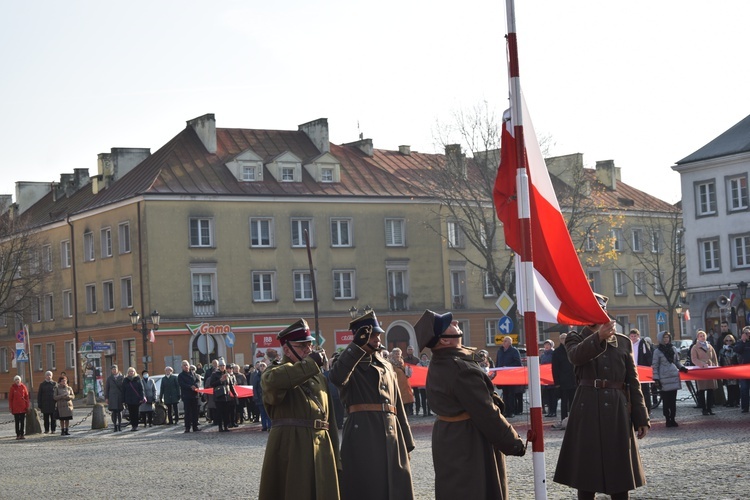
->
[177,360,201,433]
[540,340,557,417]
[551,333,576,422]
[734,326,750,413]
[122,367,145,431]
[37,371,57,434]
[105,365,124,432]
[159,366,181,425]
[252,362,271,431]
[495,337,523,417]
[630,329,653,412]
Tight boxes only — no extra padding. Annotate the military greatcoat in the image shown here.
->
[553,328,650,495]
[329,343,415,500]
[427,346,525,500]
[258,355,341,500]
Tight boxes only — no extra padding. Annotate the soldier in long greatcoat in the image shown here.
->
[416,310,525,500]
[329,311,415,500]
[259,319,340,500]
[553,295,650,500]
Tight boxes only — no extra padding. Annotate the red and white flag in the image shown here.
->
[493,95,609,326]
[148,329,156,343]
[684,309,691,322]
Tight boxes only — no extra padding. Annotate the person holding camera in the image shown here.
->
[258,319,340,500]
[329,310,415,500]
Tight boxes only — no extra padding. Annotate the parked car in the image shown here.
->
[672,340,692,361]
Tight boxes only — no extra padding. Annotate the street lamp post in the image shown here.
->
[130,310,160,372]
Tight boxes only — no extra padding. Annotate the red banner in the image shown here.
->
[199,385,254,398]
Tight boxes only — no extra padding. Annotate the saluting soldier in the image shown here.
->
[258,319,341,500]
[329,310,415,500]
[415,310,525,500]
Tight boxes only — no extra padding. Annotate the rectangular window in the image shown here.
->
[31,297,41,322]
[103,281,115,311]
[291,218,312,248]
[486,319,501,346]
[385,218,405,247]
[587,269,602,293]
[34,344,42,371]
[28,249,40,275]
[63,290,73,318]
[447,221,464,248]
[85,284,97,313]
[451,270,466,309]
[242,165,256,181]
[611,228,623,251]
[61,240,71,268]
[192,272,216,317]
[332,270,355,299]
[585,232,596,252]
[84,231,95,262]
[119,222,131,254]
[65,341,76,369]
[696,181,717,216]
[250,218,274,247]
[631,228,643,252]
[387,270,408,311]
[727,175,749,212]
[700,238,720,272]
[616,315,630,333]
[252,272,275,302]
[0,347,7,372]
[120,278,133,308]
[281,167,295,181]
[731,234,750,269]
[614,270,627,296]
[321,168,333,182]
[293,271,313,301]
[189,218,214,247]
[483,272,496,297]
[653,271,665,295]
[42,245,52,272]
[101,228,112,258]
[125,339,137,371]
[43,293,53,321]
[633,270,646,296]
[331,219,352,247]
[651,230,662,253]
[46,343,56,371]
[636,315,649,337]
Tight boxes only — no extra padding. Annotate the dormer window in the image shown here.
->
[226,149,263,182]
[303,152,341,183]
[281,164,296,182]
[267,152,303,183]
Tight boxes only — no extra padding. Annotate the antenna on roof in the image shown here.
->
[357,121,363,140]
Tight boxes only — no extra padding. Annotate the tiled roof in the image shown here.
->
[15,119,679,226]
[677,113,750,164]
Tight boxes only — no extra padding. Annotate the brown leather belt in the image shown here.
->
[348,403,397,414]
[272,418,329,430]
[436,412,471,422]
[579,379,624,389]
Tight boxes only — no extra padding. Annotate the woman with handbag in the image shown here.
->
[122,367,145,431]
[139,370,157,427]
[53,375,75,436]
[9,375,30,440]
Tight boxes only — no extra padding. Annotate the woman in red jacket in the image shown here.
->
[9,375,30,440]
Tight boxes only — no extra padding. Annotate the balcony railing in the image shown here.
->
[389,294,409,311]
[193,299,215,317]
[452,295,466,309]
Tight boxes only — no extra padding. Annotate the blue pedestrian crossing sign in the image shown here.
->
[16,349,29,362]
[656,311,667,325]
[497,316,514,335]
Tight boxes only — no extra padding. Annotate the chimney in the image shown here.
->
[0,194,12,213]
[345,138,374,157]
[187,113,217,154]
[93,148,149,193]
[595,160,620,191]
[445,144,466,178]
[15,181,51,214]
[299,118,330,153]
[398,145,411,156]
[473,149,500,170]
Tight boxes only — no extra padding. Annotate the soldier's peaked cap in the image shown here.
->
[349,310,385,334]
[277,318,315,346]
[414,310,453,352]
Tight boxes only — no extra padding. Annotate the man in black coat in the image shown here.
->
[178,360,202,433]
[551,332,576,422]
[629,329,653,412]
[495,337,523,417]
[37,371,57,433]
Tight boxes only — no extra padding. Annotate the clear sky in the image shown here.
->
[2,0,749,205]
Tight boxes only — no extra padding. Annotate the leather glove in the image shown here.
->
[514,442,527,457]
[353,325,373,347]
[308,349,328,368]
[679,366,689,373]
[654,380,662,391]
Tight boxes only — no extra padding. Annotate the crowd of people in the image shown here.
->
[8,306,750,500]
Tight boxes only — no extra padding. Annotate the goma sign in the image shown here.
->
[187,322,232,335]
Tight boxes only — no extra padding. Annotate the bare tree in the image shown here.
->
[0,214,47,327]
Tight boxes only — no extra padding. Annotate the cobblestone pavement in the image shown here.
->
[1,389,748,499]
